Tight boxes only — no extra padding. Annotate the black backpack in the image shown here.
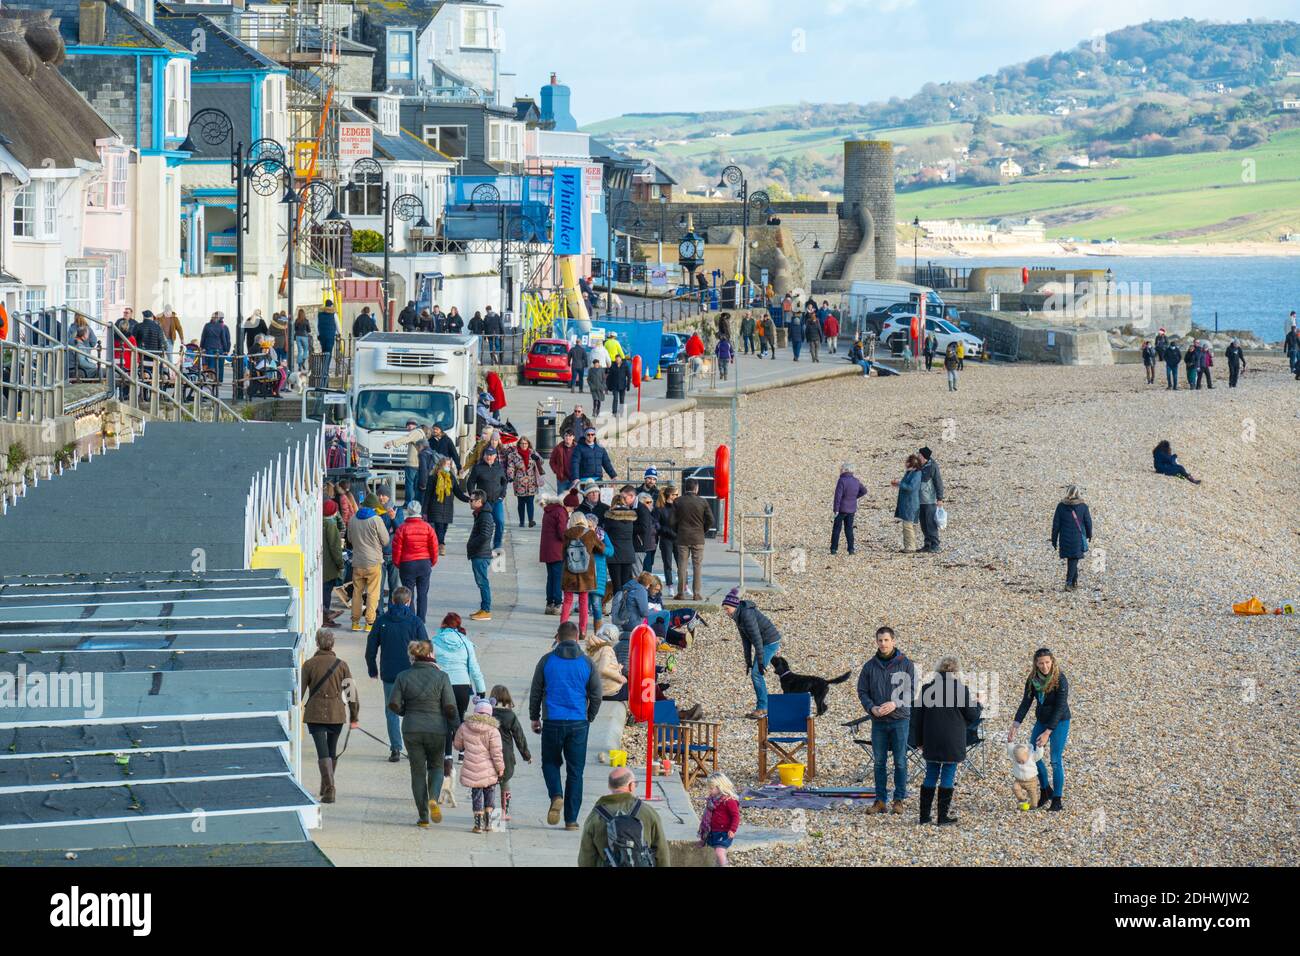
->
[564,536,591,575]
[595,799,656,867]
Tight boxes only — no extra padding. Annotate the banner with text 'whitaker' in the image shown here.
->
[553,166,583,256]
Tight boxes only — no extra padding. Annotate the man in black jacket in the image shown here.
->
[856,626,918,814]
[568,341,589,392]
[1163,340,1182,390]
[578,482,608,523]
[722,588,781,718]
[1226,339,1246,388]
[199,312,232,384]
[352,307,378,340]
[134,310,166,383]
[398,301,418,331]
[425,423,461,470]
[466,445,508,553]
[483,307,505,364]
[466,491,495,621]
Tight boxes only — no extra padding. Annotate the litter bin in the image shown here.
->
[535,409,557,457]
[665,362,686,400]
[682,464,722,538]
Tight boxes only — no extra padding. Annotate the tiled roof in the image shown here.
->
[156,14,283,72]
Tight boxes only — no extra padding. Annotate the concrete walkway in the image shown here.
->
[309,521,701,867]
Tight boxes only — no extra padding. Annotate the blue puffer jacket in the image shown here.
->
[365,603,427,683]
[431,626,486,693]
[529,639,602,722]
[571,441,616,480]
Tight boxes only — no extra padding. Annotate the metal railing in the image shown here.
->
[0,337,65,424]
[478,329,525,366]
[12,310,245,423]
[737,504,777,589]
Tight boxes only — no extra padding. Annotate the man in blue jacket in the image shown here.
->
[571,428,617,483]
[529,621,603,829]
[856,626,918,814]
[199,312,231,384]
[317,301,338,388]
[365,586,428,762]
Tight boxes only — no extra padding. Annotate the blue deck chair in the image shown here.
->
[758,693,817,782]
[651,700,720,787]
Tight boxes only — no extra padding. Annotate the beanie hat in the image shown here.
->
[644,466,658,478]
[406,501,422,517]
[474,699,493,716]
[362,493,381,509]
[562,488,581,509]
[323,500,338,517]
[722,588,741,609]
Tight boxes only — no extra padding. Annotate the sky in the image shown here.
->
[499,0,1300,126]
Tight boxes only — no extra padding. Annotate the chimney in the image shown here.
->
[79,1,105,47]
[550,72,557,85]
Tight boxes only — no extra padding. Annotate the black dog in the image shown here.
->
[769,656,850,716]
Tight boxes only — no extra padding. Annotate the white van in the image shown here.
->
[351,333,479,482]
[847,280,943,331]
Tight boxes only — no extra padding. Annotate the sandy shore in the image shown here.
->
[628,357,1300,865]
[914,239,1300,259]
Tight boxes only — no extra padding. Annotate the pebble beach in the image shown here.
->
[629,356,1300,866]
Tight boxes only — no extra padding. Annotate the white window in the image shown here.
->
[461,8,493,48]
[165,60,191,139]
[110,152,128,209]
[42,180,58,236]
[12,184,36,237]
[346,166,383,216]
[91,250,127,305]
[388,30,412,78]
[66,266,105,320]
[379,98,399,137]
[489,121,522,164]
[20,287,46,313]
[421,125,467,158]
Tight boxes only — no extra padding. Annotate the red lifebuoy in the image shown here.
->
[627,623,656,723]
[714,444,730,500]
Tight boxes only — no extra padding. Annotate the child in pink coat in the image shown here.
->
[454,698,506,832]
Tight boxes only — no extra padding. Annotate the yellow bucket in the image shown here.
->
[776,763,805,787]
[608,749,628,768]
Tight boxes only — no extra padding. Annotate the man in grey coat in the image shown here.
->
[917,446,945,553]
[856,626,918,814]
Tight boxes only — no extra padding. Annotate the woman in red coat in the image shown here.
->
[538,491,570,614]
[391,501,439,621]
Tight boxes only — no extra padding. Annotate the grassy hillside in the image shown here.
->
[894,129,1300,242]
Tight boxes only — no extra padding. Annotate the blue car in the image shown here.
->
[661,333,686,367]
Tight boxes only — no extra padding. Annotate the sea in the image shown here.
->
[923,256,1299,344]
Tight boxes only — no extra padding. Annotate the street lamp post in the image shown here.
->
[247,153,299,374]
[912,216,920,281]
[348,158,390,328]
[602,191,642,315]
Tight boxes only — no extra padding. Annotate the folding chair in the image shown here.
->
[757,693,816,782]
[842,714,924,787]
[651,700,719,788]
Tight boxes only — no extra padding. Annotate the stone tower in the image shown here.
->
[834,139,897,284]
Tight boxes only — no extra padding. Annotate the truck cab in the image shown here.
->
[350,333,479,484]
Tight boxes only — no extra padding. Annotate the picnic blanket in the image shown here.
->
[740,785,878,811]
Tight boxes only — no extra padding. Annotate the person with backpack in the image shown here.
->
[365,586,428,763]
[577,767,671,867]
[530,621,603,830]
[1050,484,1093,591]
[561,510,605,637]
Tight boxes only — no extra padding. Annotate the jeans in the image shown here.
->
[404,467,419,504]
[641,549,656,574]
[658,539,677,588]
[490,498,505,550]
[404,730,446,821]
[545,560,564,607]
[1228,363,1241,387]
[831,512,856,553]
[433,522,448,547]
[1166,364,1178,388]
[398,559,432,621]
[381,680,403,753]
[470,557,492,611]
[922,760,957,788]
[751,641,780,710]
[791,340,802,360]
[947,369,958,390]
[858,360,872,376]
[517,495,535,526]
[541,719,590,825]
[871,717,910,801]
[295,335,310,372]
[919,503,940,550]
[742,333,755,353]
[204,350,225,383]
[317,340,335,387]
[1031,718,1069,797]
[571,367,585,391]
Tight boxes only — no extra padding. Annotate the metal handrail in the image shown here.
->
[13,312,245,423]
[1,338,65,424]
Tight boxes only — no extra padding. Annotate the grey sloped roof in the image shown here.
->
[0,422,320,576]
[156,14,283,73]
[0,571,320,863]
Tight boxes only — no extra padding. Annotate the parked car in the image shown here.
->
[660,333,686,367]
[863,300,952,337]
[879,315,985,358]
[521,338,574,385]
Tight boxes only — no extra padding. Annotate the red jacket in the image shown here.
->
[699,795,740,836]
[685,333,705,358]
[549,442,574,483]
[392,517,439,566]
[539,502,569,563]
[823,315,839,338]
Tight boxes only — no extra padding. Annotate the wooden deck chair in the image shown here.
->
[757,693,816,782]
[651,700,719,787]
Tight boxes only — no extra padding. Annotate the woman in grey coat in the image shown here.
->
[388,639,461,827]
[587,358,608,417]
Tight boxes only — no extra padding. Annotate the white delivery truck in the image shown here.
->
[351,333,479,485]
[847,280,946,332]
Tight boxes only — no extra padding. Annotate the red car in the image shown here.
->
[521,338,573,385]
